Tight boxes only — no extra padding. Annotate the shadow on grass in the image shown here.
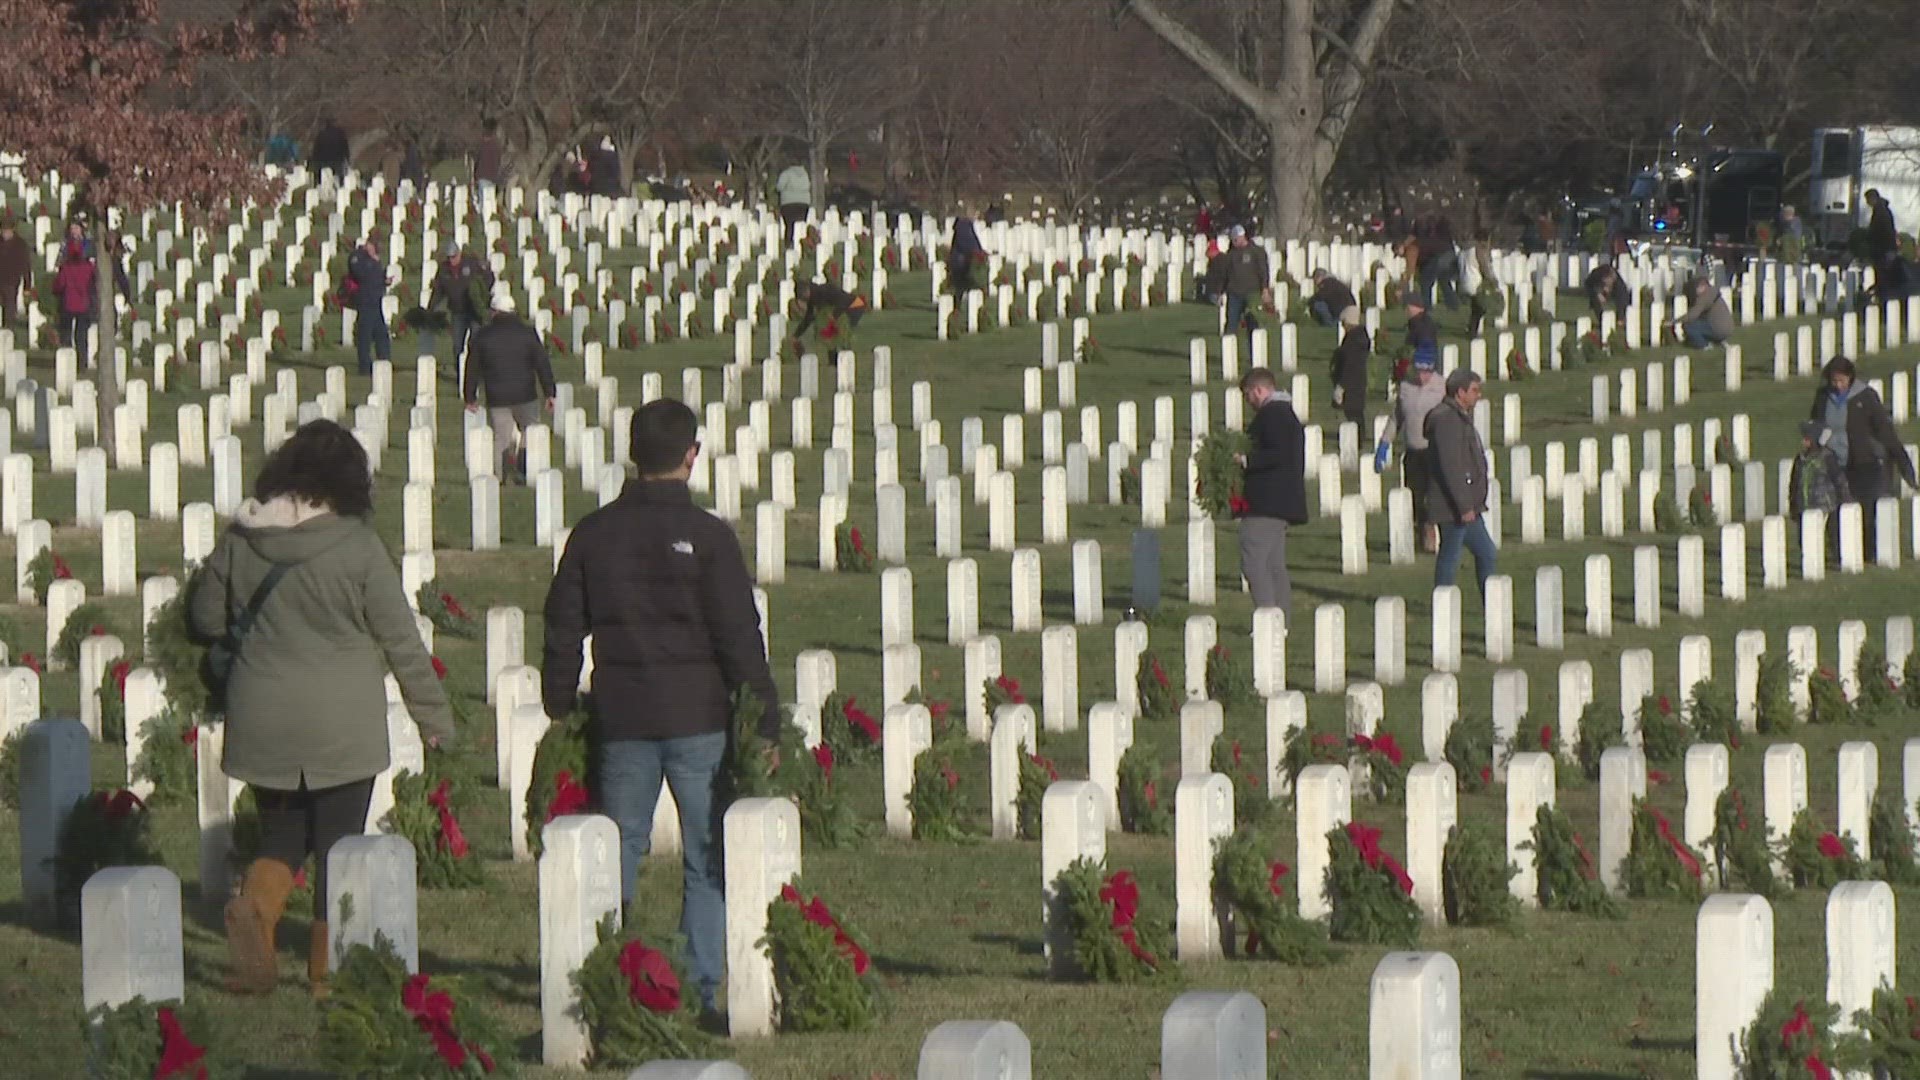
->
[968,930,1043,959]
[1522,1072,1641,1080]
[420,946,541,1009]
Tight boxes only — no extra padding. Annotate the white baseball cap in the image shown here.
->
[491,287,516,313]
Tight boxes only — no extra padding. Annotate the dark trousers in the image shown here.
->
[1844,463,1887,562]
[62,312,94,364]
[781,203,808,246]
[253,777,375,916]
[353,306,390,374]
[450,315,475,365]
[0,280,20,327]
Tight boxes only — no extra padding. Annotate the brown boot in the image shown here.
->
[225,859,294,994]
[308,920,331,999]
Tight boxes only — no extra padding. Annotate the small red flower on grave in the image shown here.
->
[1372,733,1406,766]
[995,674,1025,704]
[1267,861,1289,897]
[426,779,470,859]
[1648,769,1668,784]
[430,656,448,680]
[1151,659,1170,688]
[617,940,682,1014]
[1228,494,1250,515]
[1817,832,1849,861]
[1657,695,1672,716]
[842,697,881,744]
[1479,766,1492,786]
[111,660,130,697]
[812,743,835,783]
[153,1005,207,1080]
[546,770,589,821]
[1538,725,1554,752]
[941,763,960,792]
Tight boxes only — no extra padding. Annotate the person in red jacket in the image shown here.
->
[52,234,98,359]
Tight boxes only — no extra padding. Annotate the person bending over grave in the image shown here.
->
[1808,356,1916,561]
[190,419,454,997]
[429,241,495,365]
[1330,304,1370,425]
[463,288,555,482]
[1426,368,1496,596]
[1307,268,1357,328]
[1583,262,1628,323]
[1233,368,1308,620]
[542,398,784,1021]
[1675,275,1733,349]
[1377,354,1445,554]
[790,279,868,341]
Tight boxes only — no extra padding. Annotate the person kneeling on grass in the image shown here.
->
[791,280,868,345]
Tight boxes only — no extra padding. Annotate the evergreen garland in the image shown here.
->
[1134,651,1179,721]
[1709,787,1780,897]
[570,917,710,1067]
[1755,650,1796,734]
[1737,991,1869,1080]
[1852,643,1899,722]
[1869,792,1920,884]
[98,659,130,743]
[414,581,479,639]
[1574,701,1621,780]
[1441,821,1520,927]
[1637,694,1692,764]
[1192,430,1251,517]
[762,882,883,1032]
[1444,717,1495,793]
[144,587,212,723]
[1279,725,1346,789]
[54,605,121,666]
[1203,643,1257,713]
[1620,799,1703,901]
[0,725,25,810]
[1527,805,1624,917]
[833,524,876,572]
[820,692,882,766]
[319,935,515,1078]
[1324,822,1419,947]
[1211,830,1336,965]
[1779,809,1870,889]
[380,770,485,890]
[83,996,235,1080]
[1687,676,1741,748]
[53,790,161,926]
[908,736,980,843]
[1115,744,1172,835]
[1806,667,1851,725]
[129,709,197,808]
[1857,987,1920,1077]
[524,706,592,859]
[1016,753,1058,840]
[1048,858,1174,983]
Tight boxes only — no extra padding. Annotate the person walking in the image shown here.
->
[473,124,503,196]
[343,237,390,376]
[310,117,349,181]
[776,163,812,246]
[1808,356,1916,562]
[1233,368,1308,619]
[1676,275,1734,349]
[542,398,783,1018]
[1866,189,1899,283]
[463,288,555,482]
[588,136,624,199]
[1426,368,1496,596]
[52,233,96,359]
[1330,305,1370,425]
[1376,354,1445,553]
[1213,225,1272,349]
[0,217,31,327]
[430,242,495,366]
[1405,295,1440,371]
[192,419,453,997]
[947,217,986,295]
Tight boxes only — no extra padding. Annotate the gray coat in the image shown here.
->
[188,498,453,791]
[1424,398,1489,524]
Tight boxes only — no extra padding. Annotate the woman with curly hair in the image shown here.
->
[189,419,453,996]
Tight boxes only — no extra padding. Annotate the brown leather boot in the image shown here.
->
[308,920,331,998]
[225,859,294,994]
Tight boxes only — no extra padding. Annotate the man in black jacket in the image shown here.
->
[1307,269,1357,327]
[429,242,494,365]
[542,398,782,1016]
[462,290,556,480]
[1234,368,1308,618]
[1330,306,1370,425]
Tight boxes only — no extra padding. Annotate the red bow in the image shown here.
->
[1030,754,1059,782]
[941,763,959,791]
[100,789,145,820]
[439,593,470,621]
[1150,658,1169,689]
[426,779,469,858]
[1538,725,1554,752]
[1267,861,1290,897]
[1228,494,1250,515]
[1780,1003,1813,1047]
[617,940,682,1013]
[994,674,1025,705]
[811,743,835,784]
[1097,870,1157,967]
[430,655,448,680]
[848,526,866,554]
[1649,809,1702,879]
[154,1006,208,1080]
[111,660,131,697]
[401,972,493,1072]
[1344,821,1415,895]
[545,770,589,822]
[842,697,880,744]
[779,883,870,974]
[19,651,41,674]
[52,553,72,579]
[1817,832,1849,861]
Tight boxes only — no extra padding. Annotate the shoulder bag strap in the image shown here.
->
[230,562,292,641]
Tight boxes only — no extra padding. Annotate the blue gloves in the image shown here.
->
[1372,441,1391,474]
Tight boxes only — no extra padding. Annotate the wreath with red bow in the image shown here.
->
[1049,859,1175,984]
[83,996,229,1080]
[380,771,484,890]
[761,881,883,1032]
[320,935,512,1078]
[572,917,710,1067]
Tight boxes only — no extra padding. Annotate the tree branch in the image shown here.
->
[1123,0,1270,116]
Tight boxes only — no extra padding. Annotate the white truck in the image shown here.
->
[1809,124,1920,248]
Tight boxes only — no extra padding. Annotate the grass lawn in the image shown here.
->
[2,254,1919,1079]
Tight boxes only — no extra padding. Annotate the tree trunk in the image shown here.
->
[807,139,829,212]
[1265,106,1322,240]
[96,227,119,455]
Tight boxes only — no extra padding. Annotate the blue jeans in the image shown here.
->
[354,305,390,374]
[1308,298,1338,327]
[450,315,475,365]
[1435,516,1497,596]
[1224,294,1256,347]
[598,732,727,1007]
[1683,319,1725,349]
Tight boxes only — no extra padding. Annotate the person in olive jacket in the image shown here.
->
[190,420,453,997]
[1233,368,1308,619]
[1808,356,1916,561]
[542,398,782,1015]
[1426,368,1497,596]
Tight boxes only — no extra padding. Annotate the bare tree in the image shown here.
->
[1122,0,1397,238]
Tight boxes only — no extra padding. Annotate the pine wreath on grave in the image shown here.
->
[820,691,882,766]
[1853,642,1901,723]
[571,916,711,1067]
[1779,809,1870,890]
[1325,822,1418,947]
[1211,829,1336,965]
[1016,751,1060,841]
[1441,819,1520,928]
[83,995,236,1080]
[1115,744,1172,836]
[0,725,25,810]
[24,547,72,604]
[318,934,514,1078]
[1443,717,1495,793]
[97,659,131,744]
[1869,792,1920,884]
[52,790,160,927]
[1737,992,1870,1080]
[1709,786,1779,897]
[908,725,980,843]
[144,587,213,723]
[415,580,478,639]
[1806,666,1851,725]
[525,704,593,859]
[129,708,197,808]
[762,881,884,1032]
[1687,676,1741,748]
[1621,798,1704,901]
[1133,650,1179,722]
[1279,725,1346,790]
[1526,805,1623,917]
[1856,988,1920,1076]
[1192,430,1251,518]
[1756,650,1796,734]
[380,770,485,890]
[1203,643,1257,713]
[1637,693,1693,764]
[833,523,876,572]
[1209,736,1271,825]
[55,606,122,667]
[1347,731,1410,805]
[1049,858,1174,984]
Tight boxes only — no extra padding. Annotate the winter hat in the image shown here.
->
[1413,354,1438,372]
[1799,420,1826,443]
[1228,225,1247,240]
[441,241,458,258]
[491,286,516,313]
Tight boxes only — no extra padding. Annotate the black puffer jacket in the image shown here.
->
[542,479,782,741]
[461,314,556,408]
[1241,396,1308,524]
